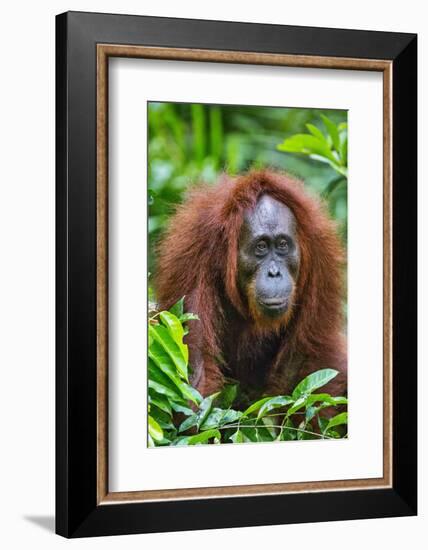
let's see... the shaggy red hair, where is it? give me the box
[155,169,347,397]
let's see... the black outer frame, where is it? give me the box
[56,11,417,538]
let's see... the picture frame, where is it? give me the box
[56,10,417,538]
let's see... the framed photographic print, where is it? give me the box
[56,11,417,538]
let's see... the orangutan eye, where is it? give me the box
[256,240,268,254]
[277,239,289,252]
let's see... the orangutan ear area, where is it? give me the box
[147,102,348,447]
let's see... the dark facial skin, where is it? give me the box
[238,194,300,318]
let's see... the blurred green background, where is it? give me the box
[148,102,348,279]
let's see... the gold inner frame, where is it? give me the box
[96,44,393,505]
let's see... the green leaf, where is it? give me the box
[304,393,348,407]
[148,415,164,442]
[216,383,238,409]
[305,405,318,423]
[179,413,199,433]
[171,436,192,446]
[201,408,242,430]
[324,412,348,433]
[321,115,340,152]
[242,396,274,417]
[149,324,188,381]
[261,416,278,438]
[150,405,175,430]
[229,429,244,443]
[318,415,329,433]
[148,392,172,416]
[185,385,203,406]
[339,134,348,165]
[148,360,183,401]
[306,123,327,143]
[277,134,337,164]
[329,396,348,406]
[240,427,258,442]
[286,396,307,416]
[279,418,296,441]
[219,409,242,425]
[309,154,348,177]
[159,310,189,365]
[297,421,315,440]
[257,395,294,419]
[148,379,180,401]
[197,393,219,428]
[188,429,221,445]
[169,297,184,318]
[170,401,194,416]
[149,340,193,400]
[292,369,339,399]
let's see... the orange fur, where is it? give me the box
[155,169,347,398]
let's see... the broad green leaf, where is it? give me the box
[186,385,203,406]
[170,401,194,416]
[305,405,318,423]
[201,408,242,430]
[242,396,274,417]
[277,134,337,164]
[188,429,221,445]
[292,369,339,399]
[329,396,348,406]
[148,434,155,448]
[309,154,348,177]
[150,405,175,430]
[318,415,329,433]
[229,429,244,443]
[149,324,188,380]
[216,383,238,409]
[148,378,180,401]
[305,393,347,407]
[297,421,315,440]
[148,415,164,442]
[262,416,278,438]
[257,395,294,419]
[254,425,276,442]
[199,408,224,430]
[219,409,242,425]
[169,297,184,318]
[286,396,307,416]
[324,412,348,433]
[197,393,219,428]
[148,360,183,401]
[149,340,192,399]
[171,436,192,446]
[148,392,172,416]
[321,115,340,151]
[306,123,327,143]
[148,359,198,406]
[240,427,258,442]
[159,310,189,365]
[179,413,199,433]
[279,418,296,441]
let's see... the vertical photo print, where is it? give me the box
[147,102,348,447]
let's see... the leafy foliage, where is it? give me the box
[277,114,348,242]
[277,115,348,178]
[148,300,348,447]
